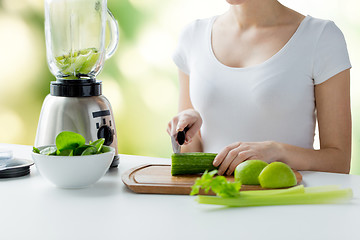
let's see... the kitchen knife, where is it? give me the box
[171,128,188,154]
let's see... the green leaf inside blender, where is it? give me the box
[55,48,100,77]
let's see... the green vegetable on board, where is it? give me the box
[234,160,268,185]
[190,170,353,207]
[258,162,297,188]
[190,170,241,198]
[171,153,218,176]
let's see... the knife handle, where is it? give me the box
[177,127,188,145]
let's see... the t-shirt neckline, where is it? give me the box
[208,15,311,71]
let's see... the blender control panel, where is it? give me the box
[92,110,114,146]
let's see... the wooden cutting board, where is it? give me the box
[122,164,302,195]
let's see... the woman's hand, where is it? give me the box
[167,109,202,145]
[213,141,281,176]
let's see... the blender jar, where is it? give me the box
[44,0,119,79]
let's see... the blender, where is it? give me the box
[35,0,120,167]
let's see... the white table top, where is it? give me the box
[1,143,360,240]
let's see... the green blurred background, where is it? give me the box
[0,0,359,174]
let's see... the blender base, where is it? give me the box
[35,79,120,166]
[110,155,120,168]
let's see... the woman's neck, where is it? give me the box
[227,0,285,29]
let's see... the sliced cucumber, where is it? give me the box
[171,153,218,176]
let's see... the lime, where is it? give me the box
[234,160,268,185]
[258,162,297,188]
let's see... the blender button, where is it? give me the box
[109,120,112,127]
[103,118,106,124]
[97,125,113,145]
[96,122,100,129]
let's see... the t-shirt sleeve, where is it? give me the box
[172,21,196,75]
[313,21,351,85]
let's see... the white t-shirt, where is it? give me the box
[172,15,351,153]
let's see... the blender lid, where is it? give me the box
[50,79,102,97]
[0,158,34,178]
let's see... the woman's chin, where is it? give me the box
[226,0,248,5]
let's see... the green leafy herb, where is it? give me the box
[190,170,242,198]
[81,146,97,156]
[40,146,57,155]
[190,173,353,207]
[33,147,40,154]
[191,171,353,207]
[101,145,112,153]
[57,149,74,156]
[56,131,86,151]
[33,131,110,156]
[89,138,105,153]
[73,145,92,156]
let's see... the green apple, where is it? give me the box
[234,160,268,185]
[258,162,297,188]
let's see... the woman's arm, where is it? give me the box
[167,69,203,152]
[214,69,351,175]
[278,69,351,173]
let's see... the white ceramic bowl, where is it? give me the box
[32,145,115,188]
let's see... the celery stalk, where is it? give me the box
[240,185,305,197]
[240,185,340,197]
[304,185,340,193]
[196,188,353,207]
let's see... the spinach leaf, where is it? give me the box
[57,149,74,156]
[33,147,40,154]
[89,138,105,153]
[100,145,112,153]
[81,146,97,156]
[34,131,111,156]
[73,145,91,156]
[39,146,57,155]
[55,131,86,151]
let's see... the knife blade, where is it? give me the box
[171,135,181,153]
